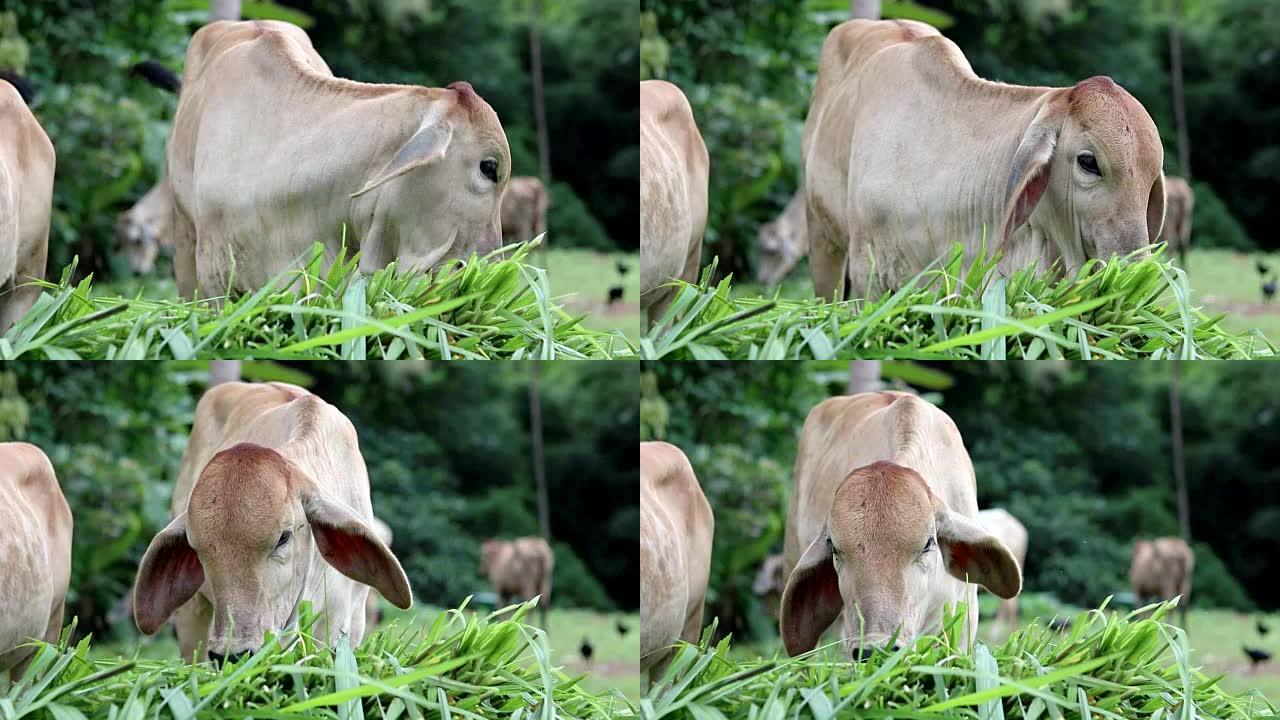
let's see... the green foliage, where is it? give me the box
[547,181,613,252]
[3,602,635,718]
[0,242,635,359]
[643,247,1275,360]
[648,602,1275,717]
[1188,180,1253,250]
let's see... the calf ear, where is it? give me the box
[134,513,204,635]
[1147,174,1166,245]
[935,504,1022,600]
[1000,97,1067,249]
[779,525,842,656]
[304,493,413,609]
[350,117,454,198]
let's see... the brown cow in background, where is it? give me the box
[480,536,554,628]
[1131,537,1194,627]
[1161,176,1195,263]
[501,176,550,246]
[751,553,787,618]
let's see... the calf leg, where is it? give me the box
[808,209,848,302]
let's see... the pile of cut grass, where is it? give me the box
[2,600,635,719]
[0,241,635,359]
[644,600,1276,719]
[643,245,1275,359]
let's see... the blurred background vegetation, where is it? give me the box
[639,0,1280,337]
[0,0,638,275]
[641,361,1279,646]
[0,361,639,642]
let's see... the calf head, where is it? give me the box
[1001,76,1165,265]
[479,539,508,576]
[115,211,161,275]
[780,461,1020,659]
[352,81,511,269]
[134,443,412,660]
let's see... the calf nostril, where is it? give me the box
[226,650,249,665]
[852,646,878,662]
[208,651,225,666]
[209,650,250,667]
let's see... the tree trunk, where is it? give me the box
[210,0,241,22]
[208,360,241,386]
[846,361,882,394]
[851,0,881,19]
[528,361,551,629]
[1169,360,1191,631]
[1169,0,1191,267]
[529,0,552,262]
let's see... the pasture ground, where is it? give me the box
[95,604,641,704]
[723,594,1277,706]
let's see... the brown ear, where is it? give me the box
[1000,96,1068,249]
[1147,173,1166,245]
[304,492,414,609]
[935,502,1022,599]
[779,525,843,656]
[351,115,453,198]
[134,513,205,635]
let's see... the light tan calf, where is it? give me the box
[501,176,550,245]
[1160,176,1194,258]
[480,536,554,626]
[115,178,174,275]
[640,441,713,690]
[134,381,412,664]
[755,190,807,287]
[0,81,55,333]
[167,20,510,300]
[640,80,709,328]
[977,508,1028,636]
[803,19,1165,301]
[782,392,1020,658]
[1130,537,1194,625]
[0,443,72,679]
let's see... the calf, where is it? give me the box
[115,178,174,275]
[782,392,1020,658]
[803,19,1164,300]
[0,79,55,333]
[1130,537,1194,626]
[640,80,709,328]
[501,176,550,245]
[755,190,807,287]
[1160,176,1194,261]
[480,536,554,627]
[134,381,412,663]
[640,441,713,689]
[0,443,72,679]
[167,21,509,299]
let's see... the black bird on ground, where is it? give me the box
[617,261,630,276]
[129,60,182,94]
[616,620,629,636]
[1264,277,1277,303]
[580,637,594,665]
[1244,646,1271,671]
[1258,618,1271,636]
[1257,260,1270,276]
[608,286,624,304]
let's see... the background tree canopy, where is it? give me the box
[641,361,1279,643]
[640,0,1276,279]
[0,0,639,278]
[0,361,639,641]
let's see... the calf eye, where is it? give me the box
[276,530,292,549]
[480,158,499,183]
[1077,152,1101,176]
[921,536,936,555]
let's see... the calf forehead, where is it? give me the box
[829,461,933,550]
[1070,77,1161,175]
[188,444,295,541]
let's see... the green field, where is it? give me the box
[1180,248,1280,343]
[92,604,641,705]
[543,248,640,342]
